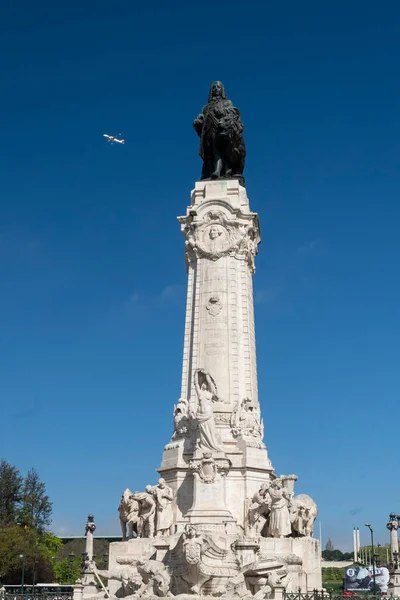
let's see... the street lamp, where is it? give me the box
[32,559,39,588]
[68,552,75,584]
[365,524,376,592]
[19,554,25,594]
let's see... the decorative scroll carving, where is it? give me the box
[169,524,244,596]
[214,412,231,425]
[189,451,228,484]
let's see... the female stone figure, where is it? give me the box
[267,479,292,538]
[193,81,246,185]
[153,478,173,537]
[193,369,223,452]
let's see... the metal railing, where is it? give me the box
[4,593,73,600]
[285,594,398,600]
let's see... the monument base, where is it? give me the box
[107,533,321,597]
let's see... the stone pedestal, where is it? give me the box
[389,569,400,596]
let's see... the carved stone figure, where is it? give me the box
[192,369,223,452]
[190,451,219,483]
[247,483,271,536]
[136,558,170,597]
[243,558,291,600]
[181,524,205,594]
[153,478,173,537]
[132,487,156,538]
[193,81,246,186]
[118,489,140,540]
[172,398,190,439]
[266,480,292,538]
[170,524,243,596]
[97,562,144,597]
[231,398,263,440]
[290,494,317,537]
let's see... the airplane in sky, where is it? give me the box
[103,134,125,144]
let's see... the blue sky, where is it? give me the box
[1,0,399,550]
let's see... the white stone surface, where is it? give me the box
[178,179,261,418]
[107,180,322,598]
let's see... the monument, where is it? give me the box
[100,82,321,599]
[387,513,400,596]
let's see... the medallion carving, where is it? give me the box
[180,210,260,272]
[189,451,219,483]
[206,295,222,316]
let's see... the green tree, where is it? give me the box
[19,468,52,533]
[53,556,81,585]
[0,524,25,579]
[322,549,344,561]
[0,525,61,585]
[0,460,22,526]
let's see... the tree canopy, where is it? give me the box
[0,460,23,526]
[0,459,59,584]
[19,468,52,533]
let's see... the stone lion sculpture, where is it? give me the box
[290,493,317,537]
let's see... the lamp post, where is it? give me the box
[365,524,376,592]
[375,543,381,568]
[19,554,25,594]
[68,552,75,584]
[32,559,39,588]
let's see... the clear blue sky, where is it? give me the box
[1,0,399,550]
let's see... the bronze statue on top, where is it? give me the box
[193,81,246,186]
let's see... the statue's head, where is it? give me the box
[158,478,166,488]
[145,484,153,494]
[209,225,222,239]
[208,81,226,102]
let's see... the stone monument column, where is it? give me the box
[159,179,274,529]
[179,179,260,419]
